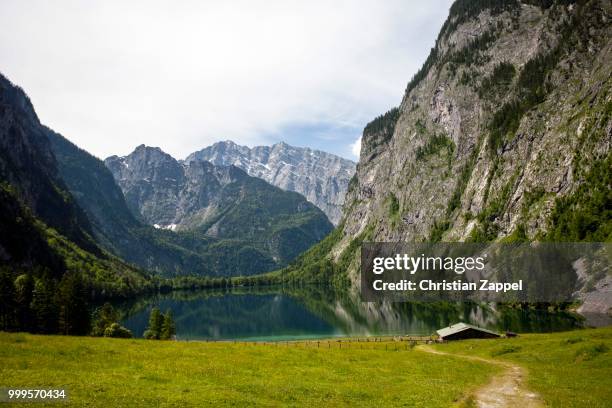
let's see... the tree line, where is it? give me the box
[0,268,91,335]
[0,261,321,337]
[0,266,180,339]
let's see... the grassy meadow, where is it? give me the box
[1,334,496,407]
[0,327,610,407]
[431,326,612,407]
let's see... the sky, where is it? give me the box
[0,0,452,160]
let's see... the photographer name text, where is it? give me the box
[372,279,523,293]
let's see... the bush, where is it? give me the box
[386,194,400,218]
[143,329,157,340]
[91,302,119,337]
[103,323,133,338]
[415,134,455,161]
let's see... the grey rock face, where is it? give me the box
[185,141,356,225]
[330,0,612,296]
[105,145,250,229]
[104,145,333,255]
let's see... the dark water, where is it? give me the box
[118,286,586,341]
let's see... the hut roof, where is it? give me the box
[436,323,500,338]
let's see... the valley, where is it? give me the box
[0,1,610,405]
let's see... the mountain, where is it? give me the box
[47,133,332,277]
[0,72,151,306]
[185,141,356,225]
[1,71,332,280]
[105,145,333,273]
[0,75,98,254]
[46,130,230,277]
[281,0,611,296]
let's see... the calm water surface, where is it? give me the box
[118,286,587,341]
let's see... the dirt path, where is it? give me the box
[418,346,543,408]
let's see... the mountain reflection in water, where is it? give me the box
[118,286,584,341]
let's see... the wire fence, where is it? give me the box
[197,336,446,351]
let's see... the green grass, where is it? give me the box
[431,327,612,407]
[1,328,610,406]
[0,333,497,407]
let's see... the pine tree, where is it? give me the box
[143,307,163,339]
[14,273,34,331]
[55,273,90,335]
[30,276,58,333]
[0,268,16,330]
[160,310,176,340]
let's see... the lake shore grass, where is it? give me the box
[0,327,610,407]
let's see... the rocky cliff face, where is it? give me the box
[48,132,225,277]
[0,72,149,292]
[105,145,333,272]
[0,74,97,253]
[315,0,611,291]
[106,145,191,228]
[185,141,356,225]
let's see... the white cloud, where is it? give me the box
[0,0,452,160]
[350,136,362,158]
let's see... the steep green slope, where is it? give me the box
[0,73,153,334]
[0,184,150,296]
[185,173,334,265]
[0,183,64,275]
[0,74,97,254]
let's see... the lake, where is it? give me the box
[119,286,587,341]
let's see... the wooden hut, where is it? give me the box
[436,323,500,341]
